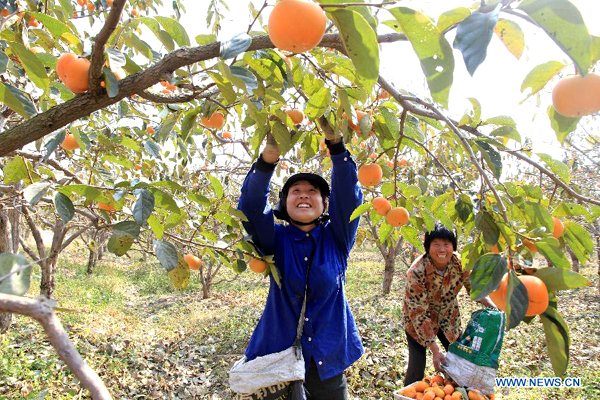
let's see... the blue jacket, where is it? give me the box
[238,141,364,380]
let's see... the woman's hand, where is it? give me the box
[261,116,281,163]
[317,115,341,144]
[428,343,446,372]
[479,296,498,309]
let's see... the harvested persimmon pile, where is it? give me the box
[396,375,495,400]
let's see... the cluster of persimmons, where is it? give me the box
[398,374,494,400]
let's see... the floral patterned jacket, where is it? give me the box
[402,253,471,347]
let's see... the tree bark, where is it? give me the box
[0,205,13,333]
[40,219,67,298]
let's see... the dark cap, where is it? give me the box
[273,173,330,222]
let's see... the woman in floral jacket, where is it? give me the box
[402,223,496,385]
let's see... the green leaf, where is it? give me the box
[106,48,126,69]
[23,182,51,205]
[305,87,331,120]
[553,202,588,217]
[536,153,571,184]
[168,254,190,290]
[149,188,180,213]
[207,174,224,199]
[196,33,217,45]
[0,51,8,74]
[401,225,425,253]
[3,156,28,184]
[155,16,190,47]
[483,115,517,127]
[133,189,155,225]
[455,194,473,222]
[138,17,175,51]
[467,97,481,126]
[57,184,110,203]
[54,192,74,224]
[350,203,370,222]
[147,214,165,240]
[220,32,251,59]
[534,267,590,292]
[494,18,524,60]
[107,231,135,256]
[0,82,38,118]
[563,220,594,266]
[144,141,161,158]
[437,7,471,32]
[113,221,141,237]
[452,4,500,76]
[505,271,529,330]
[328,9,379,92]
[270,121,293,154]
[390,7,454,108]
[0,254,31,296]
[536,238,571,269]
[154,240,179,272]
[159,112,180,141]
[9,41,48,92]
[123,32,154,61]
[548,106,579,144]
[520,61,566,102]
[29,12,76,43]
[489,126,521,143]
[475,211,500,245]
[230,66,258,95]
[103,67,119,98]
[518,0,591,75]
[469,254,507,301]
[475,140,502,179]
[522,201,554,233]
[540,307,570,376]
[180,107,201,141]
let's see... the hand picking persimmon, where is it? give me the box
[268,0,327,53]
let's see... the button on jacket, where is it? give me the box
[403,253,471,348]
[238,142,363,380]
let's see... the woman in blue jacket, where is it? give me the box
[238,116,363,399]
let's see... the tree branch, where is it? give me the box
[137,87,219,104]
[0,294,112,399]
[0,32,406,156]
[89,0,127,93]
[21,205,47,263]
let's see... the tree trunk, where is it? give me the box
[87,246,97,275]
[86,231,98,275]
[382,242,397,295]
[40,220,67,298]
[0,206,13,333]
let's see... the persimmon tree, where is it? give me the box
[0,0,598,396]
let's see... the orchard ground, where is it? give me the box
[1,245,598,399]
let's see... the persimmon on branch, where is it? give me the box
[0,294,112,400]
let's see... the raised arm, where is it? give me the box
[318,116,363,257]
[237,134,280,256]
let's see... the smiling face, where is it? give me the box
[428,238,454,269]
[285,180,324,228]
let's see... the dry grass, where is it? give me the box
[1,245,598,399]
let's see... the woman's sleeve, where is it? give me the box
[327,140,363,257]
[237,156,277,256]
[405,266,437,347]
